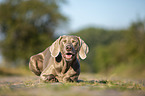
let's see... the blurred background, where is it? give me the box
[0,0,145,78]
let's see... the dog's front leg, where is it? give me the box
[63,68,80,82]
[40,65,58,82]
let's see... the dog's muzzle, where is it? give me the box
[64,45,75,61]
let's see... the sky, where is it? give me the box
[59,0,145,33]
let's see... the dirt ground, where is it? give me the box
[0,74,145,96]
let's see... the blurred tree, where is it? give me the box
[93,20,145,73]
[124,20,145,65]
[0,0,67,65]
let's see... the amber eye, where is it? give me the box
[72,40,76,43]
[63,40,67,43]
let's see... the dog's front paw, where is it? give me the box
[41,74,58,83]
[49,78,59,82]
[63,77,73,82]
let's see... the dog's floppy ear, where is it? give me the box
[78,37,89,59]
[50,36,62,57]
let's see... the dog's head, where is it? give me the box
[50,35,89,61]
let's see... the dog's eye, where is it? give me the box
[63,40,67,43]
[72,40,76,43]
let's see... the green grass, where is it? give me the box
[0,74,145,96]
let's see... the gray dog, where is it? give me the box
[29,35,89,82]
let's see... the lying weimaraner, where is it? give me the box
[29,35,89,82]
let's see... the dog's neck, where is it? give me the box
[61,57,77,74]
[55,52,78,74]
[61,53,77,74]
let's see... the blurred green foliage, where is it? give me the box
[72,20,145,75]
[0,0,67,64]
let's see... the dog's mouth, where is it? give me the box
[64,53,75,61]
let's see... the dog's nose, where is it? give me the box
[66,45,72,51]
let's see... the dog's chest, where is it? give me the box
[55,64,63,73]
[55,61,70,74]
